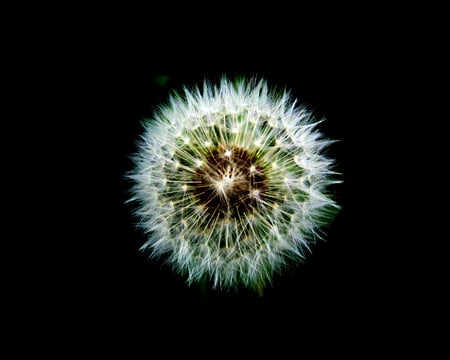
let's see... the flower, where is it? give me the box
[128,77,340,292]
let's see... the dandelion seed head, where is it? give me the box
[128,77,341,292]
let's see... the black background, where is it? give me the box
[49,30,417,353]
[9,6,439,355]
[80,66,395,304]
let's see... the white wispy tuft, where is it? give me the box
[127,77,341,292]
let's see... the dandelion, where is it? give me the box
[128,77,340,293]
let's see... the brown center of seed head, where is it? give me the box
[192,145,267,219]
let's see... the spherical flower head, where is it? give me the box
[128,77,341,293]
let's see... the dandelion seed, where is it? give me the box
[128,77,341,292]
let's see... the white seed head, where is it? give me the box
[128,77,341,292]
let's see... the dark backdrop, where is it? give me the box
[61,39,408,352]
[80,67,391,298]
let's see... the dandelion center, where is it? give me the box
[192,145,266,220]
